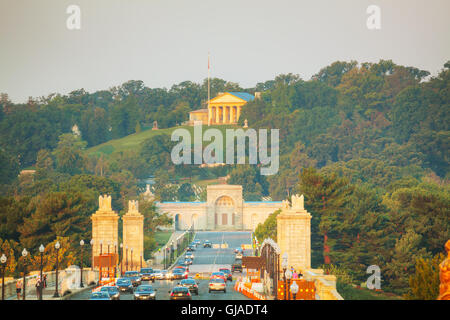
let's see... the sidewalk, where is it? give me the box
[7,284,94,300]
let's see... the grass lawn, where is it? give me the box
[338,283,403,300]
[86,124,239,159]
[153,230,172,250]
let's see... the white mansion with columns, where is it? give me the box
[156,185,283,231]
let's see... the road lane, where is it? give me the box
[69,231,252,300]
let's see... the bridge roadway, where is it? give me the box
[69,231,253,300]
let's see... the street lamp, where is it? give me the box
[21,248,28,300]
[107,241,111,277]
[125,245,128,272]
[39,244,45,300]
[290,280,299,300]
[80,240,84,288]
[130,248,134,271]
[99,240,103,255]
[119,243,123,276]
[285,269,292,300]
[114,241,118,277]
[281,253,288,300]
[1,253,7,300]
[140,252,143,270]
[90,239,94,271]
[53,241,60,298]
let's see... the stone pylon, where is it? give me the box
[277,194,311,272]
[122,200,144,270]
[91,195,119,262]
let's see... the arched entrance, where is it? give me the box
[215,196,235,228]
[174,214,180,231]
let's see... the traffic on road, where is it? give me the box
[70,231,252,300]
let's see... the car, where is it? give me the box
[231,261,243,273]
[219,268,233,281]
[203,240,212,248]
[124,271,142,286]
[210,272,227,282]
[194,240,201,245]
[99,286,120,300]
[169,286,192,300]
[116,278,134,293]
[139,267,154,281]
[235,252,243,260]
[89,291,111,300]
[185,252,194,260]
[171,268,186,280]
[234,248,243,254]
[160,270,169,279]
[179,278,199,295]
[134,284,157,300]
[209,278,226,293]
[184,258,193,265]
[186,245,196,252]
[152,269,163,280]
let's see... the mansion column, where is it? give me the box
[221,106,226,124]
[215,106,219,124]
[122,200,144,270]
[208,106,212,125]
[230,106,235,123]
[237,106,241,123]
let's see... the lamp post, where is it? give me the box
[119,243,123,276]
[125,245,128,272]
[53,241,60,298]
[130,248,134,271]
[21,248,28,300]
[114,242,118,277]
[163,247,166,270]
[39,244,44,300]
[285,269,292,301]
[80,240,84,288]
[140,252,143,270]
[100,240,103,255]
[290,280,299,300]
[1,253,7,300]
[281,253,288,300]
[107,241,111,277]
[90,239,94,271]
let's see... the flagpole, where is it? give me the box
[208,52,211,126]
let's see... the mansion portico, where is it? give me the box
[156,185,282,231]
[188,92,259,125]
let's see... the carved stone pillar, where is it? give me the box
[122,200,144,270]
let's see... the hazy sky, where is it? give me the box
[1,0,449,103]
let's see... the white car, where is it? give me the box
[152,269,163,279]
[235,252,243,260]
[185,252,195,259]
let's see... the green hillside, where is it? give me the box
[86,124,237,158]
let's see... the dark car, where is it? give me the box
[124,271,141,286]
[179,278,199,295]
[116,278,134,293]
[231,261,242,273]
[184,258,193,265]
[139,267,154,281]
[203,240,212,248]
[169,286,192,300]
[171,269,186,280]
[134,284,157,300]
[100,286,120,300]
[186,245,196,252]
[89,291,111,300]
[219,268,233,281]
[194,240,201,246]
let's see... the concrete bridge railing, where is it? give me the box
[1,268,99,300]
[304,269,344,300]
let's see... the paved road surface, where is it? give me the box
[69,231,252,300]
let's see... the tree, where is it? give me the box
[405,252,444,300]
[53,133,87,175]
[254,209,281,242]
